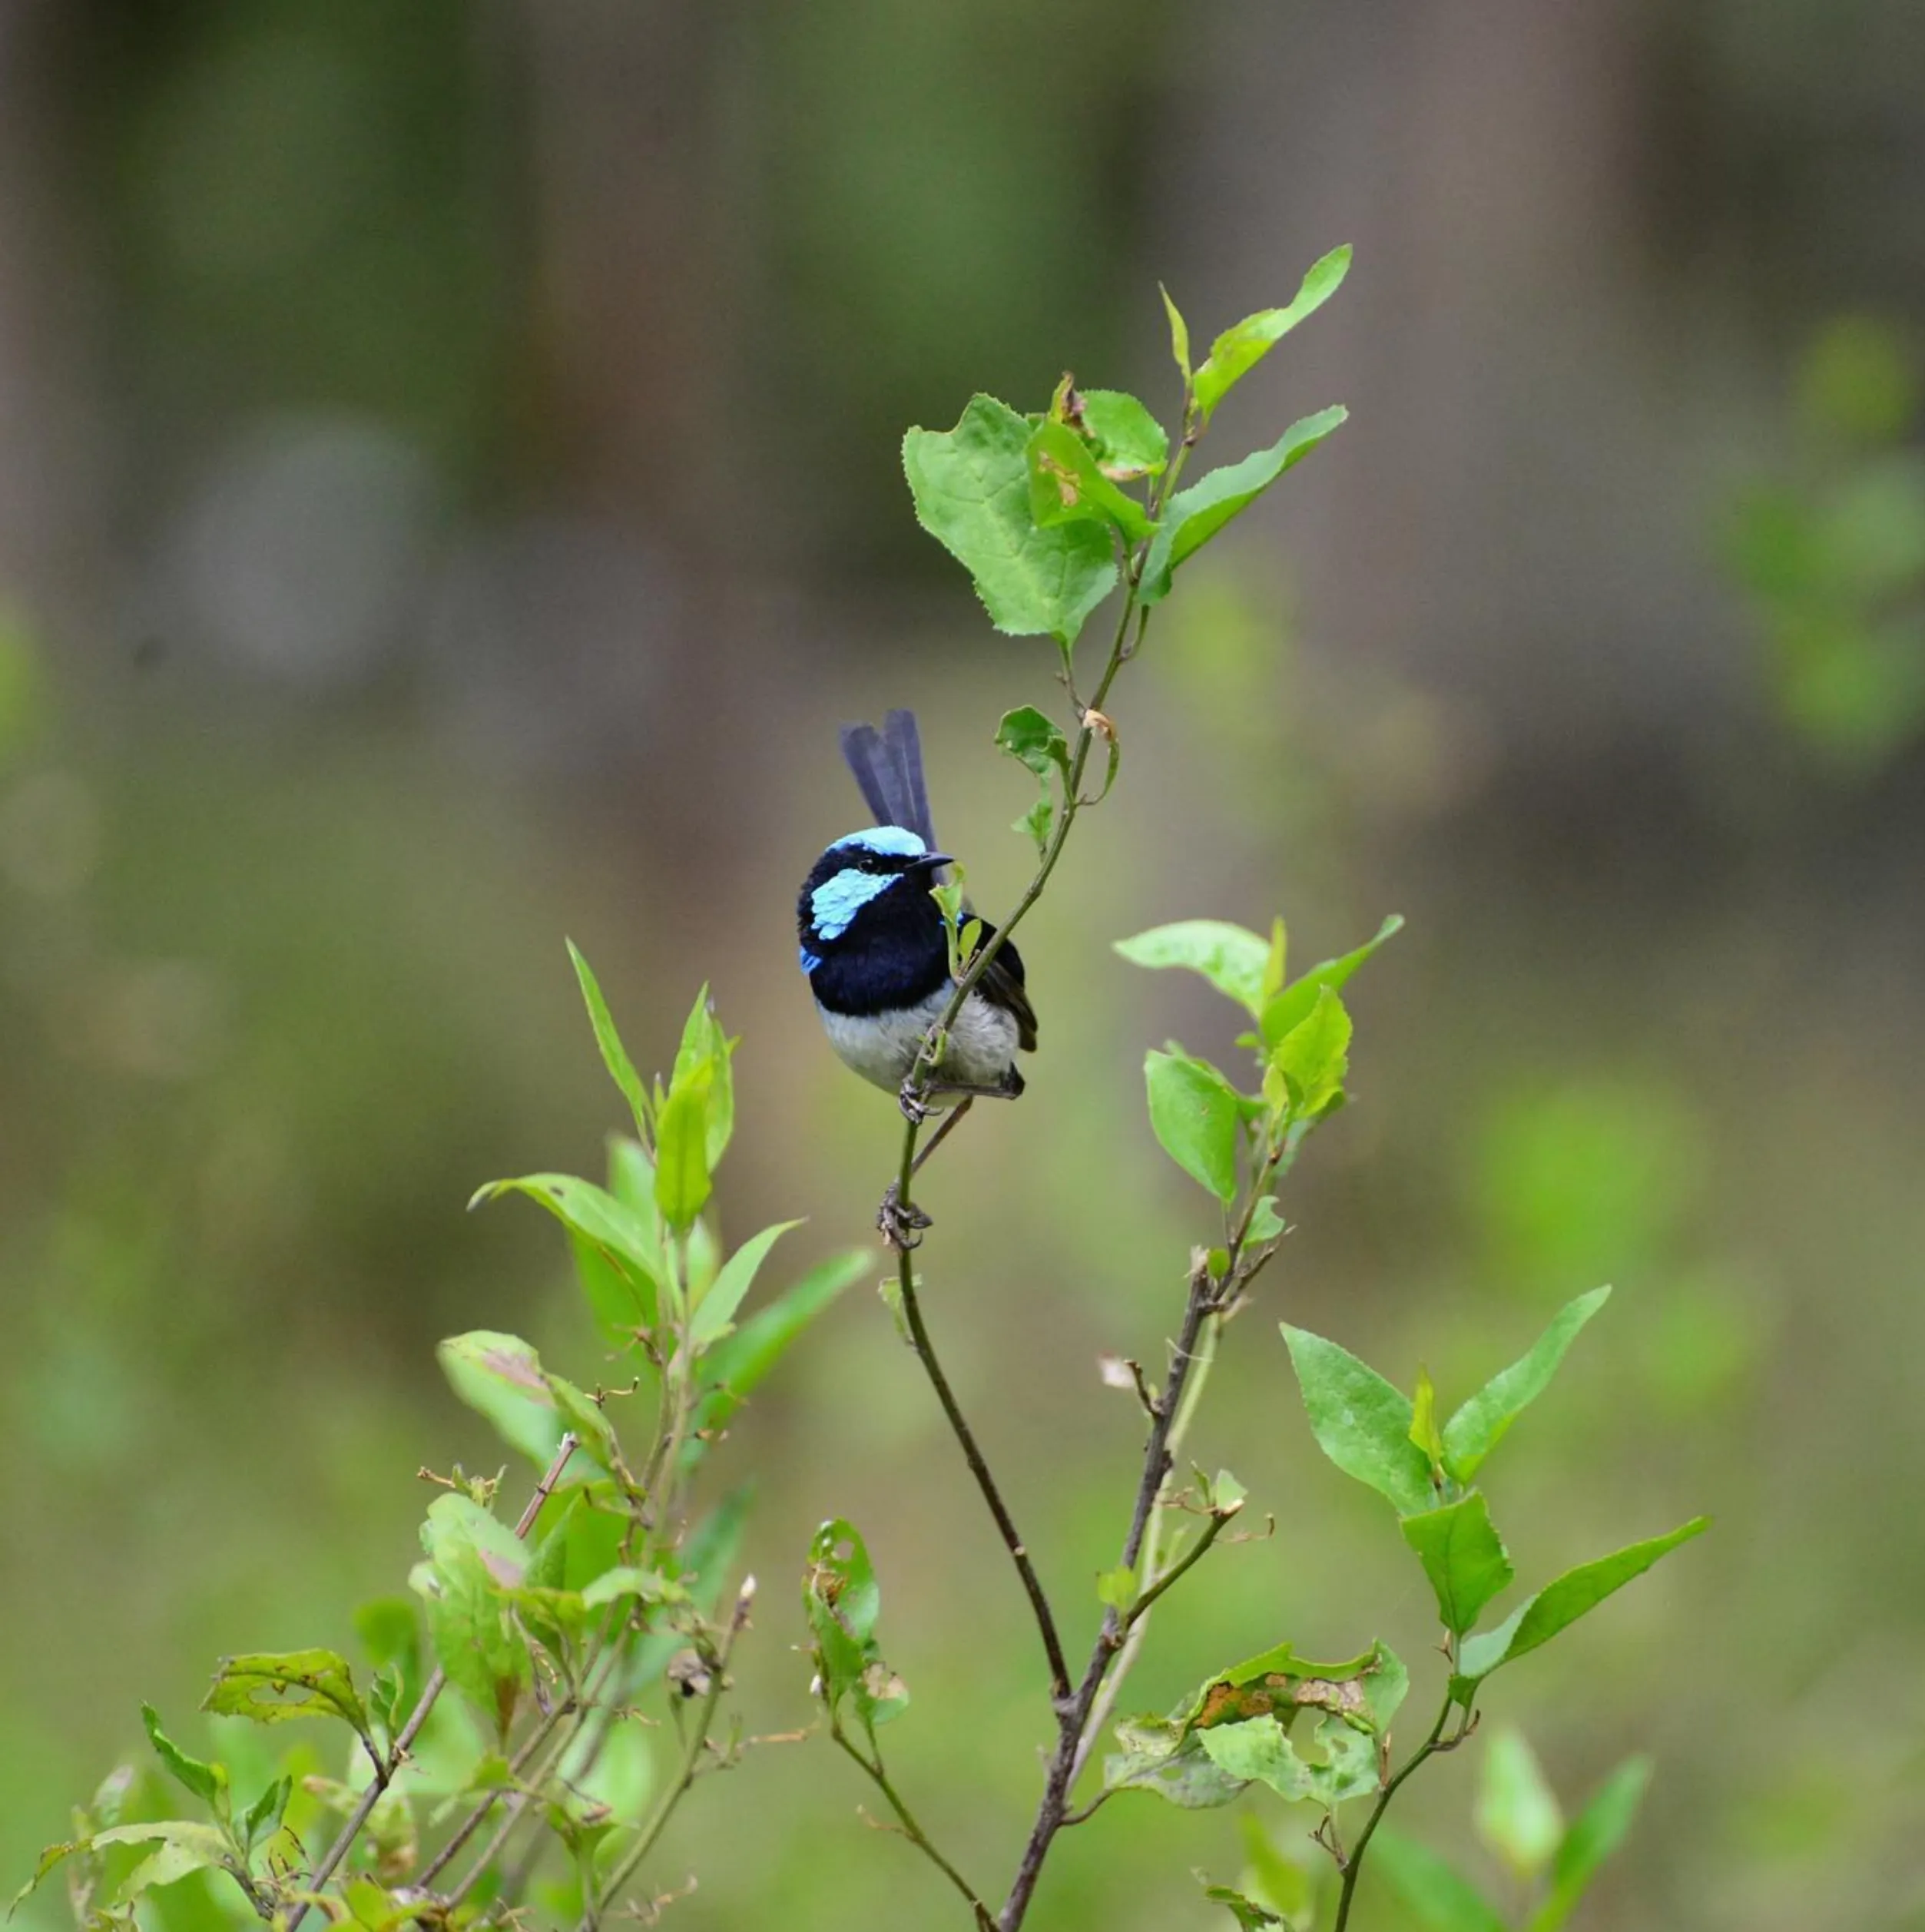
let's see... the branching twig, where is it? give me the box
[281,1433,581,1932]
[1330,1689,1457,1931]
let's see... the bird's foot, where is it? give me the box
[878,1181,934,1251]
[896,1078,933,1125]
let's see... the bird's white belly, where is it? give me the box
[817,986,1019,1094]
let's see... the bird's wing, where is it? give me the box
[976,923,1039,1052]
[839,709,939,850]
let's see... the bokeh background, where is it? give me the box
[4,2,1924,1927]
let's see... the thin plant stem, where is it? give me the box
[1330,1691,1457,1932]
[280,1433,580,1932]
[587,1590,754,1929]
[830,1722,992,1924]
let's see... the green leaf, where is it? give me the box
[426,1541,528,1742]
[1247,1195,1285,1243]
[566,941,649,1138]
[1095,1565,1137,1612]
[1281,1325,1436,1516]
[1367,1828,1508,1932]
[1527,1758,1652,1932]
[1443,1286,1612,1481]
[437,1331,565,1465]
[1160,283,1191,383]
[1455,1519,1710,1691]
[1400,1493,1513,1636]
[1145,1049,1243,1202]
[1188,1639,1404,1736]
[420,1490,530,1582]
[571,1230,656,1353]
[996,704,1072,780]
[1115,920,1271,1016]
[1080,389,1168,479]
[1203,1884,1283,1930]
[580,1565,690,1611]
[671,985,735,1169]
[1476,1728,1564,1881]
[1193,246,1352,423]
[1198,1712,1378,1808]
[1271,985,1351,1119]
[1014,795,1053,855]
[140,1705,227,1814]
[691,1220,803,1349]
[654,1073,713,1232]
[471,1174,662,1322]
[804,1519,909,1735]
[1409,1367,1443,1464]
[1141,408,1348,602]
[1259,915,1404,1047]
[83,1824,234,1907]
[1026,420,1155,541]
[201,1650,371,1741]
[1104,1713,1249,1809]
[694,1248,866,1440]
[1236,1815,1317,1929]
[903,395,1118,647]
[239,1776,292,1854]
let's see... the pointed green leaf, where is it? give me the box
[1455,1519,1709,1689]
[694,1248,866,1439]
[654,1072,712,1232]
[1080,389,1168,479]
[426,1542,528,1743]
[1476,1728,1564,1881]
[1027,420,1155,541]
[240,1776,292,1854]
[1527,1758,1652,1932]
[1259,915,1404,1047]
[1281,1325,1436,1516]
[566,941,649,1137]
[1014,796,1053,854]
[804,1519,908,1734]
[1145,1049,1243,1202]
[1271,985,1350,1119]
[1203,1884,1283,1930]
[903,395,1118,647]
[1401,1493,1514,1636]
[1193,246,1352,423]
[691,1219,803,1348]
[1096,1565,1138,1612]
[1368,1828,1509,1932]
[1115,920,1271,1016]
[671,985,734,1168]
[1443,1287,1612,1481]
[140,1705,227,1814]
[1160,284,1191,383]
[1410,1367,1443,1464]
[1141,408,1348,602]
[470,1174,662,1318]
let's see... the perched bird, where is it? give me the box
[798,710,1037,1111]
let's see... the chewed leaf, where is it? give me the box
[903,396,1118,647]
[1104,1714,1248,1810]
[1026,419,1155,540]
[202,1650,370,1741]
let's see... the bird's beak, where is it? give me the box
[914,851,954,870]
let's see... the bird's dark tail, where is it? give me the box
[840,709,939,851]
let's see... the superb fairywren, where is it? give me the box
[798,710,1037,1111]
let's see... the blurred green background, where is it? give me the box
[3,2,1923,1927]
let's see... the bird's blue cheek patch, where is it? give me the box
[809,865,900,940]
[798,944,822,974]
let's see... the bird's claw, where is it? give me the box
[897,1079,932,1125]
[878,1181,933,1252]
